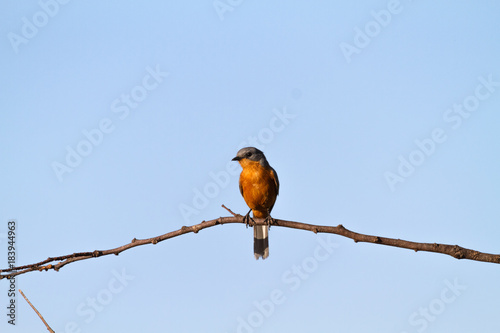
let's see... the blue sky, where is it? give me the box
[1,1,500,332]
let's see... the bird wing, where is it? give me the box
[270,167,279,196]
[239,177,244,196]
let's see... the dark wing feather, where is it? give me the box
[238,177,244,196]
[271,167,279,196]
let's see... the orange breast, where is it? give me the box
[239,160,278,218]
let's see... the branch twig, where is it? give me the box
[1,206,499,279]
[19,289,55,333]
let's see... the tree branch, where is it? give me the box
[19,289,55,333]
[1,208,499,279]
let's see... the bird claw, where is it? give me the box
[242,209,252,228]
[264,215,275,229]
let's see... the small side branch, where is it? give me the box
[19,289,55,333]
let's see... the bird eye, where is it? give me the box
[245,152,252,157]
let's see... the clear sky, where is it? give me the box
[1,1,500,332]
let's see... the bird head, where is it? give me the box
[232,147,269,167]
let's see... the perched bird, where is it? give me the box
[232,147,279,259]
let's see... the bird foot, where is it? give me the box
[242,209,253,228]
[264,215,275,229]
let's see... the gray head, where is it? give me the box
[232,147,270,167]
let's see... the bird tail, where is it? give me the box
[254,225,269,260]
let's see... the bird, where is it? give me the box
[232,147,279,259]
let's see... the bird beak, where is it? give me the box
[232,156,241,161]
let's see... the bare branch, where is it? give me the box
[19,289,55,333]
[1,209,499,279]
[222,204,239,217]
